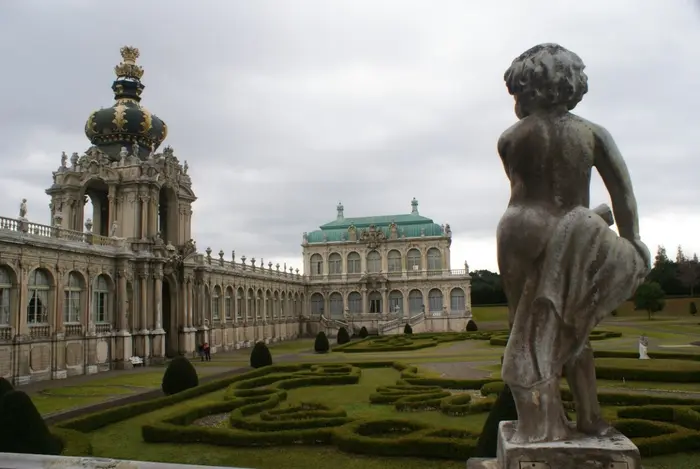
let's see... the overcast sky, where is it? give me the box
[1,0,699,273]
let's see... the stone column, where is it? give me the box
[139,195,149,239]
[107,185,117,229]
[402,291,410,319]
[115,268,133,369]
[54,270,65,334]
[361,288,368,315]
[382,288,389,315]
[151,266,165,361]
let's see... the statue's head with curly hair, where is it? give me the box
[504,43,588,119]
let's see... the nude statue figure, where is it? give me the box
[496,43,651,444]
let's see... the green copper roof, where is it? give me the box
[306,200,447,244]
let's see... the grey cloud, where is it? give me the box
[0,0,699,270]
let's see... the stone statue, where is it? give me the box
[131,142,139,158]
[119,146,128,163]
[638,335,650,360]
[302,232,308,244]
[19,199,27,219]
[496,44,651,444]
[60,151,67,168]
[110,220,118,237]
[183,160,189,174]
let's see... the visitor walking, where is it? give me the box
[203,342,211,361]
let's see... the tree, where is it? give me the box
[337,327,350,345]
[161,356,199,395]
[403,323,413,334]
[634,282,666,320]
[690,302,698,316]
[466,319,478,331]
[250,341,273,368]
[677,255,700,297]
[314,331,330,353]
[648,245,685,296]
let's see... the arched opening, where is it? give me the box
[0,265,15,327]
[427,248,442,271]
[329,292,343,318]
[266,290,273,321]
[310,254,323,277]
[247,288,255,322]
[158,186,179,245]
[280,292,286,318]
[428,288,444,314]
[388,250,402,273]
[450,288,466,315]
[389,290,403,315]
[328,253,342,275]
[28,269,52,325]
[212,285,221,323]
[368,291,382,313]
[236,288,244,322]
[408,289,423,315]
[63,271,84,325]
[225,287,233,321]
[347,291,362,314]
[83,179,110,235]
[367,251,381,273]
[407,249,421,272]
[347,252,361,274]
[273,291,279,320]
[310,293,324,316]
[256,289,263,321]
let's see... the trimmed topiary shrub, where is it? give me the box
[337,327,350,345]
[611,309,618,317]
[359,326,369,338]
[691,302,697,316]
[0,377,13,399]
[250,341,273,369]
[404,324,413,334]
[315,331,330,353]
[0,390,61,455]
[161,356,199,396]
[466,320,478,332]
[474,384,518,458]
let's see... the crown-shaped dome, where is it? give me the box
[84,46,167,160]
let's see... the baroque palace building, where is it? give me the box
[0,46,471,385]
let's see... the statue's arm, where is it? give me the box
[592,125,640,241]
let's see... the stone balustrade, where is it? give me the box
[0,453,251,469]
[0,216,116,247]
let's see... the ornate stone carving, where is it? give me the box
[360,224,386,249]
[496,43,651,445]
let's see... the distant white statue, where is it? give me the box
[638,335,650,360]
[110,220,119,238]
[119,146,128,165]
[19,199,27,219]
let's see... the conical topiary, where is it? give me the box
[161,356,199,396]
[404,323,413,334]
[359,326,369,338]
[314,331,330,353]
[337,327,350,345]
[466,319,478,331]
[0,390,61,455]
[250,341,273,368]
[0,377,14,400]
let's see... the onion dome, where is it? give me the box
[84,46,167,160]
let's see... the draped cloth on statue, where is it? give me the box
[534,206,648,350]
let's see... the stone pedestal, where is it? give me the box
[467,421,642,469]
[114,330,133,370]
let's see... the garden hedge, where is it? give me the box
[52,357,700,461]
[489,330,621,347]
[334,331,501,353]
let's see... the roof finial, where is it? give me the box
[411,197,419,215]
[114,46,144,80]
[337,201,344,220]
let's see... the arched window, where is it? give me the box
[427,248,442,271]
[368,291,382,313]
[388,250,402,273]
[225,287,233,320]
[310,254,323,277]
[280,292,286,318]
[256,290,263,320]
[328,253,342,275]
[64,272,83,324]
[28,269,50,324]
[247,288,255,321]
[450,288,466,313]
[367,251,381,273]
[310,293,324,315]
[407,249,421,271]
[347,252,361,274]
[348,292,362,314]
[329,292,343,318]
[408,289,423,314]
[266,291,273,319]
[212,286,221,321]
[273,292,279,319]
[428,288,444,313]
[236,288,244,321]
[93,275,110,324]
[389,290,403,314]
[0,267,12,325]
